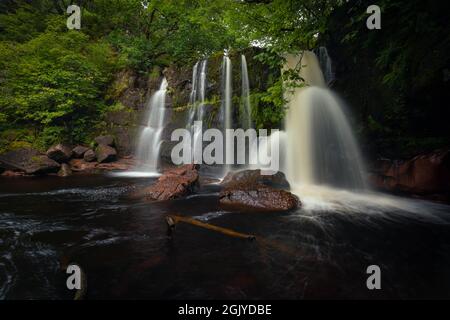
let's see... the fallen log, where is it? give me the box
[166,215,256,241]
[166,214,317,262]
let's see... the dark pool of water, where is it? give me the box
[1,175,450,299]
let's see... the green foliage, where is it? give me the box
[250,79,285,130]
[0,15,119,147]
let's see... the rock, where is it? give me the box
[220,183,300,211]
[1,170,25,177]
[95,145,117,163]
[83,149,96,162]
[69,159,97,172]
[221,169,290,190]
[58,163,72,177]
[369,148,450,195]
[0,148,60,175]
[138,164,199,201]
[112,127,132,157]
[94,135,115,146]
[46,144,72,163]
[72,145,89,158]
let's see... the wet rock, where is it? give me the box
[69,159,97,172]
[1,170,25,177]
[83,149,96,162]
[221,169,290,190]
[58,163,72,177]
[95,145,117,163]
[94,135,115,147]
[220,183,299,212]
[369,148,450,195]
[138,164,199,201]
[46,144,72,163]
[72,145,89,158]
[0,148,60,175]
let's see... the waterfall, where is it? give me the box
[222,55,232,135]
[134,78,168,173]
[187,59,208,162]
[284,51,367,190]
[241,55,252,129]
[315,46,335,85]
[221,55,233,173]
[187,61,199,126]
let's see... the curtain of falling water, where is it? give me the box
[284,51,367,190]
[241,55,252,130]
[135,78,168,173]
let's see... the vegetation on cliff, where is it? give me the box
[0,0,448,159]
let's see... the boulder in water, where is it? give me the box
[220,183,299,212]
[83,149,96,162]
[221,169,290,190]
[137,164,199,201]
[46,144,72,163]
[72,145,89,158]
[58,163,72,177]
[0,148,60,174]
[94,135,115,147]
[95,145,117,163]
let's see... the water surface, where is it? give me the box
[1,175,450,299]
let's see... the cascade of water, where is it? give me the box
[241,55,252,129]
[134,78,168,173]
[221,55,233,174]
[284,51,367,190]
[187,61,199,126]
[315,46,335,86]
[187,60,208,161]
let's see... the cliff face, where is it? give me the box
[109,48,276,161]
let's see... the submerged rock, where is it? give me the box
[0,148,60,175]
[138,164,199,201]
[72,145,89,158]
[220,183,299,211]
[95,145,117,163]
[58,163,72,177]
[83,149,96,162]
[46,144,72,163]
[94,135,115,147]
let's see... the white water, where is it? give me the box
[221,55,233,175]
[284,51,367,191]
[129,78,168,175]
[187,60,208,161]
[315,47,335,85]
[241,55,252,129]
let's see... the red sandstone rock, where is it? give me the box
[369,148,450,195]
[220,183,300,211]
[139,164,199,201]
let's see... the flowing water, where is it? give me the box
[284,51,367,190]
[220,55,233,176]
[1,176,450,299]
[2,51,449,300]
[315,47,335,86]
[125,78,168,177]
[241,55,252,130]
